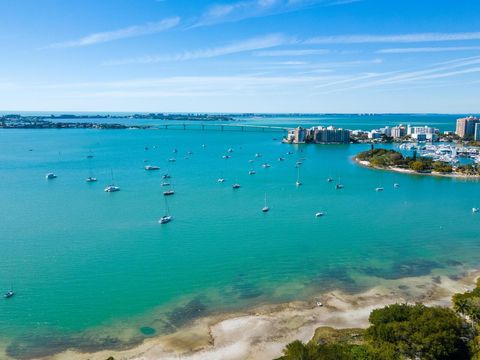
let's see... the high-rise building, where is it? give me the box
[475,123,480,142]
[293,127,306,143]
[391,126,406,138]
[313,126,350,143]
[456,116,479,138]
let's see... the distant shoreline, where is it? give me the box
[353,157,480,179]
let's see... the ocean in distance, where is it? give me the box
[0,114,479,358]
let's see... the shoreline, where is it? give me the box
[28,269,480,360]
[354,157,480,179]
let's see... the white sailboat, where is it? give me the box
[159,194,172,224]
[86,156,97,182]
[262,193,269,212]
[104,169,120,192]
[296,167,302,186]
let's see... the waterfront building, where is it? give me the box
[285,127,307,143]
[368,129,383,139]
[391,126,406,138]
[285,126,350,144]
[456,116,479,138]
[407,125,438,142]
[475,123,480,141]
[312,126,350,144]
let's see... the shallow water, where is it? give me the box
[0,114,479,358]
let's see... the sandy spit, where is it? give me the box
[30,270,480,360]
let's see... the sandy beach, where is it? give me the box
[28,270,479,360]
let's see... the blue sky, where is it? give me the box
[1,0,480,113]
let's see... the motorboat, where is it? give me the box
[163,174,171,179]
[255,153,261,158]
[375,187,384,192]
[473,208,479,213]
[222,155,231,159]
[159,215,172,224]
[168,158,176,162]
[161,182,170,186]
[145,165,160,171]
[232,184,241,189]
[104,185,120,192]
[217,178,225,183]
[278,157,285,161]
[172,148,178,153]
[4,290,14,299]
[248,159,255,163]
[336,184,344,189]
[262,163,271,168]
[327,178,334,182]
[86,177,97,182]
[45,173,57,179]
[163,190,175,196]
[249,170,256,175]
[296,161,303,166]
[394,183,400,188]
[296,181,302,186]
[227,148,234,153]
[315,212,325,217]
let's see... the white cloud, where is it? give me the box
[105,33,293,65]
[377,46,480,54]
[254,49,330,56]
[49,17,180,48]
[191,0,356,28]
[306,32,480,44]
[320,55,480,93]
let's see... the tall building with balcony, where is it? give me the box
[391,126,406,138]
[456,116,479,138]
[312,126,350,144]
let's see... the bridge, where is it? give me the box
[152,123,289,134]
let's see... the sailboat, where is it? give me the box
[104,169,120,192]
[262,193,269,212]
[335,177,343,189]
[86,156,97,182]
[296,167,302,186]
[163,178,175,196]
[159,196,172,224]
[4,283,14,298]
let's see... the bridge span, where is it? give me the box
[152,123,289,133]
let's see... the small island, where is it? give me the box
[354,148,480,178]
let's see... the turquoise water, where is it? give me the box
[1,115,479,358]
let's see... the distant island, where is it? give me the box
[0,113,237,129]
[354,148,480,178]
